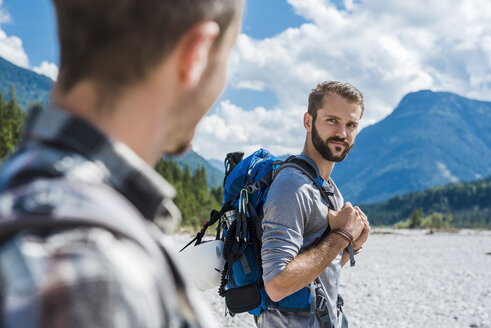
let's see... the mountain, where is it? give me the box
[168,150,223,188]
[361,175,491,228]
[0,57,53,109]
[332,90,491,204]
[208,158,225,172]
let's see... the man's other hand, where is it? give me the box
[353,206,370,249]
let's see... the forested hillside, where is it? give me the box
[362,176,491,228]
[0,56,52,110]
[166,150,223,188]
[155,159,223,228]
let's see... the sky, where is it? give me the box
[1,0,490,161]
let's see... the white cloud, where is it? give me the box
[194,0,491,160]
[0,2,58,81]
[193,100,306,160]
[33,60,58,81]
[236,80,265,91]
[0,29,29,67]
[0,5,10,25]
[0,1,28,67]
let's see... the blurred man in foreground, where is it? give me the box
[0,0,243,327]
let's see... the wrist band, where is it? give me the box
[331,228,354,243]
[331,229,357,267]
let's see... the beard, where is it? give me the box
[166,142,191,156]
[311,120,354,162]
[163,121,194,156]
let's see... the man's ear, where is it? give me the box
[177,21,220,87]
[304,112,313,132]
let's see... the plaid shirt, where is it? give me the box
[0,106,214,328]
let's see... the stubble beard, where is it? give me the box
[311,119,354,162]
[167,142,191,156]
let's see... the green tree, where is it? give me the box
[429,212,443,229]
[443,212,453,228]
[408,208,423,229]
[363,175,491,229]
[422,212,443,229]
[211,185,224,205]
[0,87,25,162]
[155,159,223,229]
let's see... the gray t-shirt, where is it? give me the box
[259,153,344,328]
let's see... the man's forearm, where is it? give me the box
[265,232,349,302]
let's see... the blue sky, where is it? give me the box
[0,0,306,68]
[0,0,306,110]
[1,0,57,67]
[1,0,490,160]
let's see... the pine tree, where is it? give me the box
[0,87,25,162]
[211,185,224,205]
[155,159,223,229]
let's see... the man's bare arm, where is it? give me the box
[265,233,349,302]
[265,203,364,302]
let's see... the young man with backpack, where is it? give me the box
[0,0,242,327]
[259,81,370,328]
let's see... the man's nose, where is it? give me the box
[333,125,347,138]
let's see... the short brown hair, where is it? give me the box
[308,81,364,119]
[53,0,242,95]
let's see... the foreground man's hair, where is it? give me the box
[53,0,241,95]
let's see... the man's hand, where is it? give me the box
[353,206,370,250]
[266,202,365,302]
[328,202,365,241]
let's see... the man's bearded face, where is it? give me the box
[311,116,354,162]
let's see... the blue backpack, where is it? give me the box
[182,149,352,317]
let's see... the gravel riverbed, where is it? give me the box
[172,230,491,328]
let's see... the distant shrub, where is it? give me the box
[394,209,454,230]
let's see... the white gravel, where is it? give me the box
[172,230,491,328]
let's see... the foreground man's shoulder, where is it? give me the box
[0,226,170,327]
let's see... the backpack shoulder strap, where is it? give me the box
[276,157,336,210]
[279,157,356,266]
[275,157,339,251]
[285,157,318,180]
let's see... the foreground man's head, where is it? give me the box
[51,0,244,163]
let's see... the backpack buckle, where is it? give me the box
[246,182,261,194]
